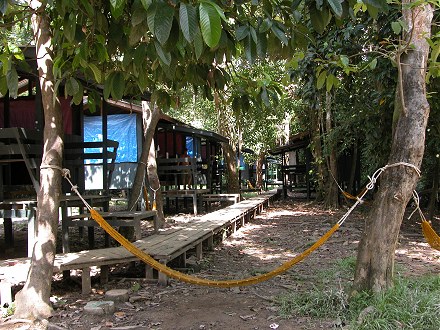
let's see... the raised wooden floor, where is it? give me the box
[0,190,279,303]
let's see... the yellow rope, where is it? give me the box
[90,208,339,287]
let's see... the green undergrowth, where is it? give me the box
[276,257,440,329]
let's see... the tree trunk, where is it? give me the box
[324,91,339,208]
[353,1,433,293]
[147,138,164,226]
[128,101,164,228]
[255,151,265,190]
[215,91,239,193]
[348,141,358,194]
[222,142,240,193]
[310,100,325,201]
[14,2,63,319]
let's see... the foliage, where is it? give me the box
[277,257,440,330]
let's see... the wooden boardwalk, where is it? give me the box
[0,190,278,303]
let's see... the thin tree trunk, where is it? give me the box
[15,1,63,319]
[353,1,433,293]
[128,101,164,227]
[255,151,265,190]
[147,138,164,225]
[324,91,339,208]
[310,100,325,201]
[348,141,358,194]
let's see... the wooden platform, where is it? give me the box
[0,190,279,304]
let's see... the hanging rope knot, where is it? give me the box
[40,164,64,172]
[61,168,71,178]
[150,184,161,193]
[383,162,421,177]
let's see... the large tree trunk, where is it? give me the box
[222,142,240,193]
[353,1,433,293]
[324,91,339,208]
[128,101,164,228]
[14,1,63,319]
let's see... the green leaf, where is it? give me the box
[259,18,272,33]
[147,1,174,45]
[132,1,148,26]
[250,26,258,44]
[317,70,327,89]
[366,4,379,19]
[326,73,335,92]
[6,67,18,99]
[65,77,80,97]
[271,24,288,45]
[110,0,126,19]
[88,63,102,83]
[0,0,8,14]
[0,74,7,97]
[104,72,114,100]
[180,3,197,43]
[310,5,331,34]
[199,2,222,48]
[194,27,204,59]
[79,0,94,17]
[261,86,270,107]
[391,21,401,35]
[369,58,377,70]
[154,41,171,66]
[256,32,267,57]
[72,83,84,105]
[111,72,125,100]
[95,42,109,62]
[363,0,388,12]
[64,13,76,42]
[327,0,343,17]
[236,25,249,41]
[340,55,349,67]
[201,0,226,21]
[129,22,147,46]
[140,0,152,10]
[244,34,257,64]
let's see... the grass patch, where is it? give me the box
[276,257,440,329]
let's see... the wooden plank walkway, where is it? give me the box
[0,190,279,304]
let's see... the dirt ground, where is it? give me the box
[1,198,439,330]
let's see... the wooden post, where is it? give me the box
[81,267,92,295]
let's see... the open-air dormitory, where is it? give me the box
[269,131,361,201]
[0,48,237,262]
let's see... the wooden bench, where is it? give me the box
[65,210,158,247]
[161,189,210,215]
[201,193,241,210]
